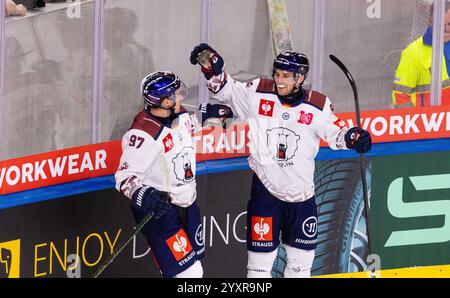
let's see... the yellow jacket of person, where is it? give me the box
[392,34,450,108]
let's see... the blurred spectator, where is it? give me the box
[4,0,27,16]
[2,36,58,158]
[102,7,153,140]
[392,2,450,108]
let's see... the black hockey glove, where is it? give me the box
[190,43,224,80]
[199,103,234,127]
[345,127,372,153]
[131,186,172,219]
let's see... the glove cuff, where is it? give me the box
[201,66,215,80]
[345,128,358,149]
[132,185,151,208]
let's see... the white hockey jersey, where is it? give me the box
[115,109,197,208]
[207,74,349,202]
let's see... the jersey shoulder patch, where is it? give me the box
[304,90,327,111]
[130,111,164,140]
[256,79,277,94]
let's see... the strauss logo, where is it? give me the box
[253,218,270,240]
[261,101,272,115]
[166,229,193,261]
[163,133,174,152]
[165,138,173,150]
[172,234,189,256]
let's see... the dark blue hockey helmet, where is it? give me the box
[272,51,309,77]
[140,71,187,107]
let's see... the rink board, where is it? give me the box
[1,140,450,277]
[0,168,252,278]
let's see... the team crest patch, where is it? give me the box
[166,229,193,261]
[172,147,195,182]
[297,111,313,125]
[251,216,273,241]
[266,127,300,161]
[258,99,275,117]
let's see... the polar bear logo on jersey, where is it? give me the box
[172,146,195,183]
[266,127,300,161]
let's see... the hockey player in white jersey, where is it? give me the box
[115,71,204,278]
[190,44,372,278]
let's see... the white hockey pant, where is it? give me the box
[247,246,315,278]
[283,245,315,278]
[247,250,278,278]
[175,260,203,278]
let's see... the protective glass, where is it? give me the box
[273,70,299,85]
[167,81,188,102]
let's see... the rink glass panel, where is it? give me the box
[2,2,94,159]
[209,0,273,83]
[286,0,315,76]
[321,0,434,113]
[208,0,314,82]
[100,0,202,142]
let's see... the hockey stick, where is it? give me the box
[92,151,171,278]
[91,211,154,278]
[329,55,373,269]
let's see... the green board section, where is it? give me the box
[371,151,450,269]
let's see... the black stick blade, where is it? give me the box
[329,55,355,84]
[329,54,360,128]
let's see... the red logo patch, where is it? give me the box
[258,100,275,117]
[297,111,313,125]
[333,118,346,129]
[163,133,174,152]
[251,216,273,241]
[166,229,193,261]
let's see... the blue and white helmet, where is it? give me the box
[272,51,309,77]
[140,71,186,107]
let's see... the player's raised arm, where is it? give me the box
[190,43,257,119]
